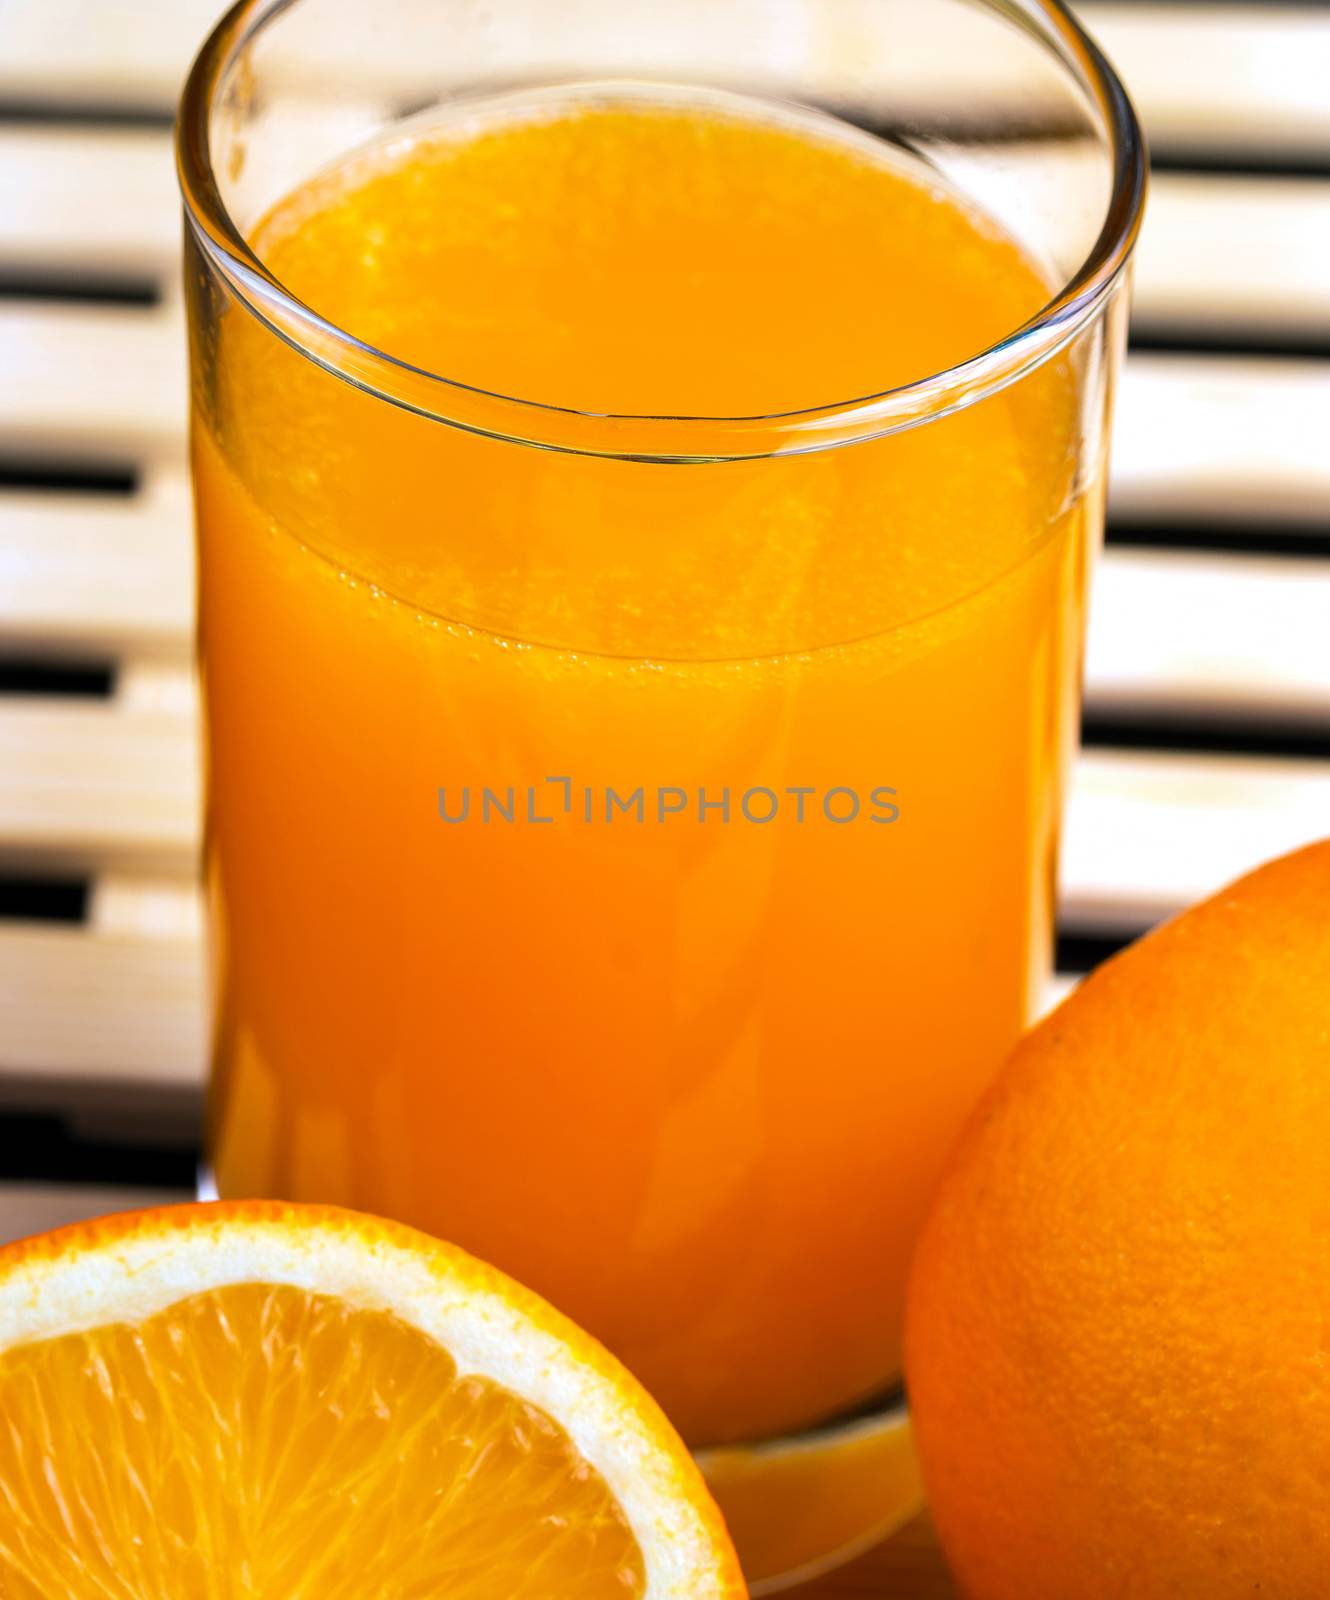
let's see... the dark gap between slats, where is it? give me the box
[1082,715,1330,762]
[2,89,1325,172]
[0,877,88,923]
[0,1112,198,1188]
[0,658,115,696]
[0,101,175,129]
[847,113,1092,146]
[1149,150,1330,180]
[841,110,1330,176]
[1130,325,1330,360]
[0,458,139,496]
[0,270,160,308]
[1056,930,1135,975]
[1107,520,1330,558]
[1094,0,1330,8]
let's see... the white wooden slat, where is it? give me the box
[1133,174,1330,338]
[89,875,202,939]
[1086,550,1330,722]
[0,1187,194,1245]
[1081,2,1330,158]
[0,592,1325,876]
[0,126,179,278]
[0,470,193,658]
[0,695,197,875]
[0,0,219,109]
[1063,749,1330,931]
[0,295,1326,525]
[1112,355,1330,524]
[0,297,184,459]
[0,0,865,115]
[0,865,204,1118]
[1,977,1085,1115]
[1,749,1323,1108]
[2,675,1326,917]
[5,475,1328,726]
[0,105,384,283]
[116,659,200,715]
[0,915,205,1092]
[0,907,1072,1103]
[0,0,1327,157]
[0,0,991,114]
[944,147,1330,339]
[4,119,1326,341]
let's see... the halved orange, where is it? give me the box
[0,1201,744,1598]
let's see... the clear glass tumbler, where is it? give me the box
[178,0,1143,1586]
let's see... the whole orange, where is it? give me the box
[905,839,1330,1599]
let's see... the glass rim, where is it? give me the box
[176,0,1146,462]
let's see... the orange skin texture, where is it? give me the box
[905,839,1330,1599]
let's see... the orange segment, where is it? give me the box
[0,1203,743,1599]
[700,1409,923,1593]
[1,1286,642,1597]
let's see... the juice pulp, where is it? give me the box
[195,92,1091,1447]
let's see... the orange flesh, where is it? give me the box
[0,1282,644,1597]
[197,96,1091,1445]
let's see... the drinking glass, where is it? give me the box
[178,1,1144,1586]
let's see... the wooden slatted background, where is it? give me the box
[0,3,1327,1592]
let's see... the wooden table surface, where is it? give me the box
[5,0,1330,1106]
[2,4,1328,1595]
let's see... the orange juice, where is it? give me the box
[193,92,1092,1448]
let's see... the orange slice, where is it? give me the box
[700,1409,923,1592]
[0,1201,743,1599]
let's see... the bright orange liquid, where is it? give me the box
[195,94,1091,1447]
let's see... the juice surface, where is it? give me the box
[196,93,1092,1447]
